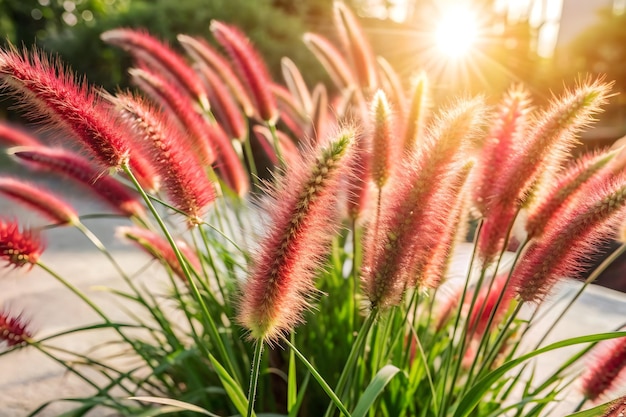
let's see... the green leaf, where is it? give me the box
[129,397,217,416]
[564,401,614,417]
[208,353,253,417]
[351,365,402,417]
[453,331,626,417]
[289,371,311,417]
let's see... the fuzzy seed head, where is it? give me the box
[0,177,78,225]
[238,128,356,342]
[362,98,486,308]
[0,47,130,168]
[580,335,626,401]
[0,310,33,347]
[117,226,200,281]
[403,72,429,152]
[210,21,278,123]
[0,123,41,148]
[101,29,209,111]
[10,147,145,217]
[511,174,626,303]
[0,219,44,269]
[370,89,395,189]
[113,93,215,222]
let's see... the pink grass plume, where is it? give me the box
[526,149,617,239]
[511,171,626,303]
[402,72,429,153]
[177,34,255,117]
[281,57,313,115]
[465,273,516,337]
[238,128,356,342]
[580,334,626,401]
[117,226,201,281]
[303,32,355,92]
[129,67,216,165]
[362,98,486,308]
[0,309,33,347]
[193,63,247,141]
[207,123,250,197]
[210,21,278,124]
[478,79,610,263]
[0,177,78,225]
[415,162,474,289]
[101,29,210,112]
[0,123,42,148]
[370,90,395,189]
[473,86,531,216]
[333,1,378,91]
[0,47,130,168]
[112,92,215,223]
[9,147,145,218]
[0,218,44,269]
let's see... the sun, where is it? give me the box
[434,7,479,59]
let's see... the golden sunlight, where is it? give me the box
[434,7,479,58]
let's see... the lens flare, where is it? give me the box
[435,8,479,58]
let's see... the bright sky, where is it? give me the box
[366,0,565,57]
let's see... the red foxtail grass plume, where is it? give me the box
[111,92,215,222]
[210,21,278,124]
[101,29,209,112]
[465,273,516,338]
[510,171,626,303]
[252,125,300,168]
[271,84,308,139]
[193,63,247,141]
[376,56,406,117]
[473,86,531,216]
[129,68,216,165]
[0,177,78,225]
[370,90,395,189]
[402,72,429,152]
[308,84,330,146]
[345,128,372,221]
[207,123,250,197]
[415,162,474,289]
[0,309,33,347]
[0,123,41,148]
[0,47,130,168]
[526,149,617,239]
[303,33,355,92]
[281,57,313,115]
[333,1,378,91]
[238,128,356,342]
[0,218,44,269]
[177,34,255,117]
[10,147,145,218]
[362,98,486,309]
[580,334,626,401]
[117,226,201,281]
[478,79,611,264]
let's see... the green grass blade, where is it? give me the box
[452,331,626,417]
[288,333,297,413]
[564,401,614,417]
[209,353,253,417]
[351,365,401,417]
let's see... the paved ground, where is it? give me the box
[1,175,625,416]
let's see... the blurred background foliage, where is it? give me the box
[0,0,624,131]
